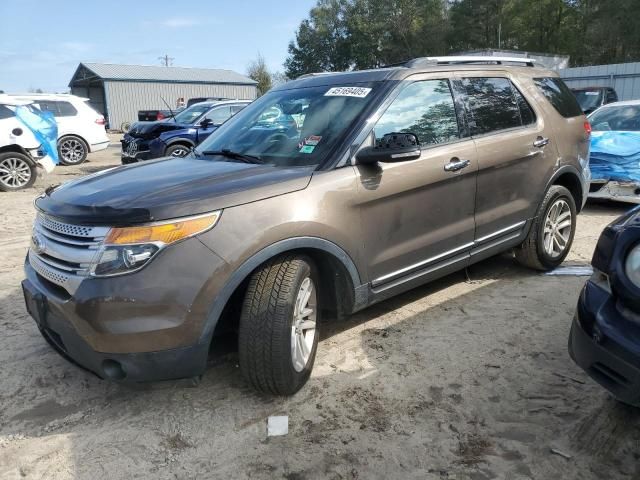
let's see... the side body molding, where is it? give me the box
[198,236,365,342]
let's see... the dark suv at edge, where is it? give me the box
[23,56,590,395]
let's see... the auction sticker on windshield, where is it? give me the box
[325,87,372,98]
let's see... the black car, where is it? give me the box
[571,86,618,115]
[569,206,640,407]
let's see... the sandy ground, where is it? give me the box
[0,137,639,479]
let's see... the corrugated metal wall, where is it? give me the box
[560,62,640,101]
[70,85,106,117]
[104,81,258,129]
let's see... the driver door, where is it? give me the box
[196,105,232,143]
[354,76,478,291]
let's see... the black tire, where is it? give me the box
[0,152,36,192]
[515,185,577,271]
[58,135,88,165]
[238,255,320,395]
[165,144,191,158]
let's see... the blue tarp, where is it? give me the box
[590,131,640,183]
[14,105,58,164]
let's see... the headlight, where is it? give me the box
[624,243,640,288]
[92,212,220,277]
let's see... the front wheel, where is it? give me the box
[515,185,577,271]
[238,255,320,395]
[165,144,191,158]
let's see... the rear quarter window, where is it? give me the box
[56,101,78,117]
[534,78,583,118]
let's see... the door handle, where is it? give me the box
[444,158,471,172]
[533,136,550,148]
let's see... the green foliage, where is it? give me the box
[285,0,640,77]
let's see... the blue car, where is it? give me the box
[569,206,640,406]
[588,100,640,203]
[121,100,250,163]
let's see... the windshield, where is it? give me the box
[194,84,378,167]
[589,105,640,132]
[172,103,212,124]
[573,90,603,112]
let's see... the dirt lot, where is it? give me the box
[0,137,638,479]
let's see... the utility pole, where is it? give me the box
[158,54,174,67]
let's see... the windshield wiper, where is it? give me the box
[200,149,264,164]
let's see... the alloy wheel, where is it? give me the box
[170,147,189,157]
[59,138,85,164]
[290,276,317,372]
[543,199,572,258]
[0,156,32,189]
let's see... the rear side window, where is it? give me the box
[56,101,77,117]
[374,79,459,146]
[513,87,536,126]
[460,77,521,135]
[606,90,618,103]
[534,78,583,118]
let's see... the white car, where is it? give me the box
[11,94,109,165]
[0,95,56,191]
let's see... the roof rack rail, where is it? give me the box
[297,72,335,79]
[405,56,536,68]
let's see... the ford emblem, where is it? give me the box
[32,233,46,255]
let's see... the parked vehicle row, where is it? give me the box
[23,56,592,395]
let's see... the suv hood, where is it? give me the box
[128,121,192,138]
[36,157,314,225]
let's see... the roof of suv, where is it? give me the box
[11,93,89,103]
[274,56,556,91]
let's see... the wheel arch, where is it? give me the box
[0,145,35,165]
[201,237,365,343]
[165,137,196,148]
[546,166,585,213]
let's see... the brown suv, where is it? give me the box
[22,56,591,395]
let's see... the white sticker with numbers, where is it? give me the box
[324,87,372,98]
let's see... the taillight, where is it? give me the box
[95,116,105,125]
[157,112,165,120]
[584,121,592,137]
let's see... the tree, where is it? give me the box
[247,54,273,96]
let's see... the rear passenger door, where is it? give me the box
[456,73,558,246]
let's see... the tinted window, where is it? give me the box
[56,101,77,117]
[374,79,459,146]
[606,90,618,103]
[535,78,583,117]
[513,86,536,125]
[204,106,231,124]
[231,105,246,115]
[35,100,57,116]
[590,105,640,132]
[0,105,14,119]
[461,77,521,135]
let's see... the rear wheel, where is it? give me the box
[165,144,191,158]
[515,185,576,270]
[58,136,88,165]
[238,255,319,395]
[0,152,36,191]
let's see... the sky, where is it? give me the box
[0,0,317,93]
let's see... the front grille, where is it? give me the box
[29,214,110,294]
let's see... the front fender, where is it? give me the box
[197,236,365,343]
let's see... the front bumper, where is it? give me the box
[569,281,640,406]
[588,180,640,204]
[22,236,230,382]
[121,137,152,164]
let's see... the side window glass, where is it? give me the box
[231,105,246,115]
[606,91,618,103]
[512,84,536,126]
[204,106,231,124]
[462,77,521,135]
[36,101,58,117]
[57,101,77,117]
[374,79,459,146]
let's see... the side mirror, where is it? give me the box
[356,132,421,165]
[199,118,216,128]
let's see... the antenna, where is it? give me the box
[160,96,176,122]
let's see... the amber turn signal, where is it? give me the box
[105,212,220,245]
